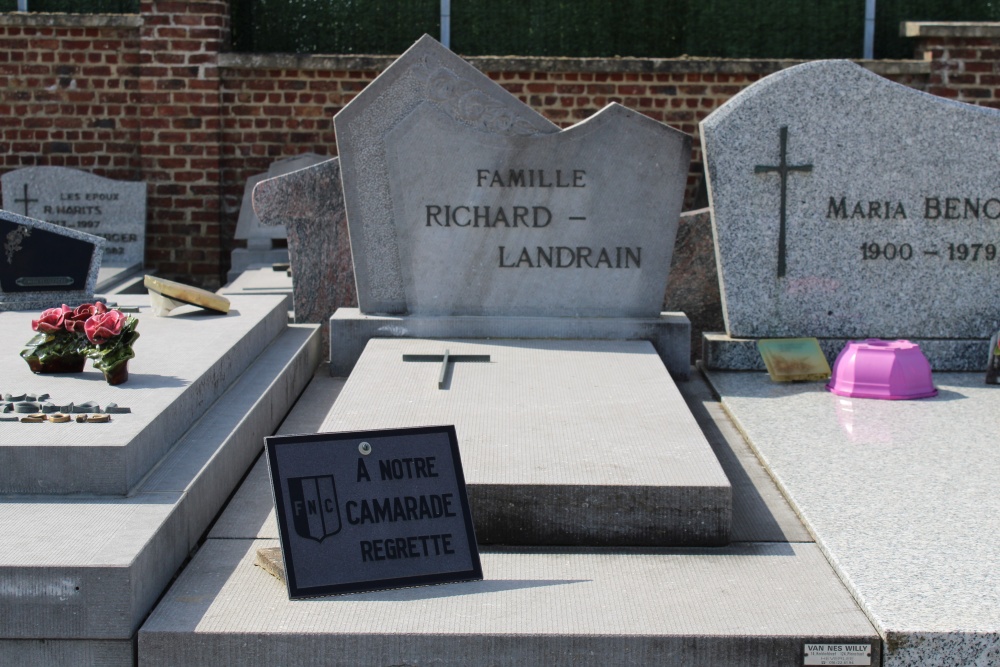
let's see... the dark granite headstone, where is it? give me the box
[0,210,104,311]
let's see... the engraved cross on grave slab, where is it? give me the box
[754,126,812,278]
[403,349,491,389]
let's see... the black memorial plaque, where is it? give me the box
[265,425,482,599]
[0,215,95,293]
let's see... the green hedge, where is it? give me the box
[5,0,998,59]
[231,0,1000,59]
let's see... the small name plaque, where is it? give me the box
[265,425,482,599]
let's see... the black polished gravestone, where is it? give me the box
[265,425,482,599]
[0,210,104,311]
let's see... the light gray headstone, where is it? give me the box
[335,35,691,317]
[0,210,104,310]
[1,167,145,270]
[234,153,327,248]
[703,60,1000,339]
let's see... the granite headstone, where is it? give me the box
[703,60,1000,346]
[252,157,355,350]
[0,210,104,311]
[228,153,328,282]
[1,166,145,270]
[235,153,327,246]
[335,35,691,318]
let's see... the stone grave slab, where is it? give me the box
[0,314,320,663]
[329,307,691,379]
[228,153,327,282]
[0,209,104,311]
[140,539,879,666]
[137,371,878,666]
[324,338,730,546]
[702,60,1000,368]
[2,166,146,270]
[0,293,288,495]
[336,36,689,319]
[705,370,1000,667]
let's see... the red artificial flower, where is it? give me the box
[84,309,126,345]
[31,305,72,333]
[65,302,108,334]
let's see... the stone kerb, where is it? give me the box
[702,60,1000,343]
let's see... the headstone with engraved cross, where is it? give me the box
[1,167,146,272]
[702,59,1000,370]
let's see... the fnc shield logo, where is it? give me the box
[287,475,342,543]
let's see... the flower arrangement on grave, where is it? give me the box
[20,303,139,384]
[20,304,91,374]
[84,307,139,385]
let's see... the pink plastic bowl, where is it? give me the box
[827,339,937,400]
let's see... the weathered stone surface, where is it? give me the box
[2,166,145,269]
[702,59,1000,340]
[324,338,729,546]
[335,35,691,317]
[0,294,288,495]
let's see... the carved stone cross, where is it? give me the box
[402,349,491,389]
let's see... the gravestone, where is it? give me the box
[702,59,1000,370]
[0,210,104,311]
[228,153,327,282]
[251,157,355,350]
[321,35,727,546]
[331,34,693,377]
[698,60,1000,666]
[136,37,887,666]
[336,38,688,319]
[1,166,146,272]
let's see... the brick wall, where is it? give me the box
[0,13,141,177]
[138,0,228,285]
[904,22,1000,107]
[2,9,993,290]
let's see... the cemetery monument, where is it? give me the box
[0,209,104,311]
[139,38,881,666]
[701,60,1000,666]
[702,59,1000,371]
[229,153,327,282]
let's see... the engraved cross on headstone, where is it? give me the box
[754,126,812,278]
[402,349,491,389]
[13,184,37,217]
